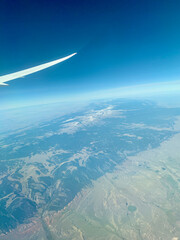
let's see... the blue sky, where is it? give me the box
[1,0,180,108]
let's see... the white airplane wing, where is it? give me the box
[0,53,76,86]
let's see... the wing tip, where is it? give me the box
[70,52,77,57]
[0,83,8,86]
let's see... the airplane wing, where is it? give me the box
[0,53,77,86]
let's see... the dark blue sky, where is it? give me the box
[1,0,180,108]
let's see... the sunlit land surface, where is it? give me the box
[0,96,180,240]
